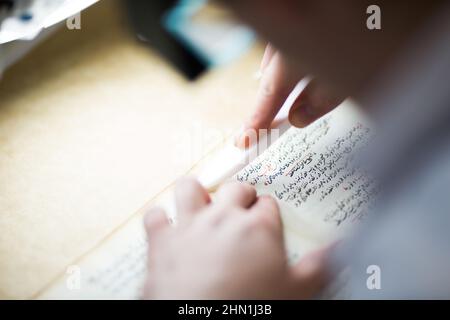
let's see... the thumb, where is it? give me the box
[289,80,345,128]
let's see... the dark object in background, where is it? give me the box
[123,0,206,80]
[123,0,254,81]
[0,0,31,24]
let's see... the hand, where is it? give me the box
[236,44,344,149]
[143,178,332,299]
[222,1,424,143]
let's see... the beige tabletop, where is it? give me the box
[0,0,262,299]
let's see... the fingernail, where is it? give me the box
[304,103,317,117]
[260,44,274,72]
[257,44,276,82]
[289,110,305,128]
[235,130,250,149]
[289,104,317,128]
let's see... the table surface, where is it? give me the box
[0,0,262,298]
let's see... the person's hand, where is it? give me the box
[235,44,344,149]
[143,178,332,299]
[222,1,435,144]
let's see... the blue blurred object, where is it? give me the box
[124,0,255,80]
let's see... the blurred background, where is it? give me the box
[0,0,263,298]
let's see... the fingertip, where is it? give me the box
[235,127,258,149]
[288,106,316,128]
[175,176,211,219]
[216,181,257,208]
[258,195,280,211]
[175,176,210,202]
[289,80,345,128]
[260,43,276,73]
[144,207,169,235]
[242,181,257,196]
[175,176,200,190]
[251,195,282,230]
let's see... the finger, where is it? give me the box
[215,182,257,209]
[175,177,210,221]
[289,243,336,298]
[236,52,301,148]
[248,195,282,234]
[260,43,276,73]
[288,80,345,128]
[144,206,169,243]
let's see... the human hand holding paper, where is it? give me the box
[143,178,331,299]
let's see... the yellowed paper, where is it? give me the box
[40,101,373,299]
